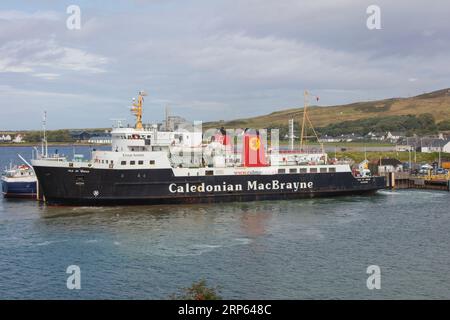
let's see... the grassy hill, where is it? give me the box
[205,88,450,131]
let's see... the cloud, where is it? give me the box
[32,73,60,80]
[0,10,60,21]
[0,1,450,129]
[0,38,109,74]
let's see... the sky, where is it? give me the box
[0,0,449,130]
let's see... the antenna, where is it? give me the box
[165,105,170,131]
[110,118,126,128]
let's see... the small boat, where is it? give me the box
[1,164,37,198]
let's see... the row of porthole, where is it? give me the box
[119,173,147,178]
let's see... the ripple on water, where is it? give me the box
[0,183,449,299]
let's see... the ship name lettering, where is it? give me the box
[247,180,313,191]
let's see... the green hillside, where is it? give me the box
[205,88,450,135]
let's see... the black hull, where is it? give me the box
[33,166,386,206]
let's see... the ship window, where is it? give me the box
[300,168,307,173]
[278,169,285,174]
[130,161,136,165]
[111,160,114,164]
[121,161,126,165]
[138,160,144,165]
[310,168,318,173]
[329,167,336,173]
[205,170,214,176]
[320,168,327,173]
[289,168,297,173]
[150,160,155,165]
[69,163,74,167]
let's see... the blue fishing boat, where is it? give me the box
[1,165,37,198]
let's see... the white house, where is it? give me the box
[0,134,12,142]
[88,136,112,144]
[385,131,405,143]
[443,140,450,153]
[377,158,403,174]
[420,138,449,153]
[12,134,24,143]
[367,131,385,141]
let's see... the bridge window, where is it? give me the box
[130,161,136,165]
[329,167,336,173]
[300,168,307,173]
[150,160,155,165]
[121,161,126,165]
[205,170,214,176]
[138,160,144,165]
[320,168,327,173]
[289,168,297,173]
[310,168,318,173]
[278,169,285,174]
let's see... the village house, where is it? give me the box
[385,131,406,143]
[376,158,403,174]
[366,131,385,141]
[417,138,450,153]
[12,134,25,143]
[70,130,93,141]
[88,134,112,144]
[0,134,12,142]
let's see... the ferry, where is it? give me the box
[31,91,385,205]
[1,164,37,198]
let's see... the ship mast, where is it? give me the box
[131,91,147,130]
[299,91,324,154]
[300,91,308,150]
[41,110,48,158]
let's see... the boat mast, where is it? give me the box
[299,91,324,154]
[288,119,294,151]
[41,111,48,158]
[131,91,147,130]
[300,91,308,150]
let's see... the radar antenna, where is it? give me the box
[131,90,147,130]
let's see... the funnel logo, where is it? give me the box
[249,137,261,151]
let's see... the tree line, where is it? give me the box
[271,113,448,139]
